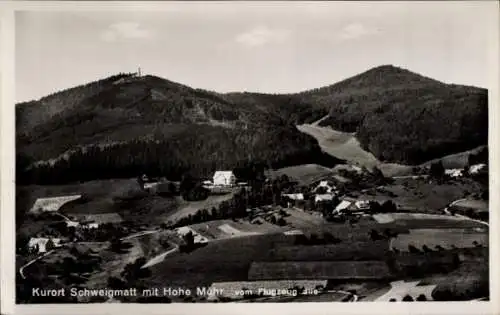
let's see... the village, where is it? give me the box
[16,159,489,303]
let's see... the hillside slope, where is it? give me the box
[16,74,341,184]
[307,65,488,164]
[226,65,488,165]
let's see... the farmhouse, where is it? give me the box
[81,221,99,229]
[175,226,209,244]
[282,193,304,201]
[29,195,82,214]
[315,194,335,203]
[28,237,62,253]
[314,181,337,194]
[333,200,353,214]
[355,200,371,210]
[469,163,487,174]
[213,171,236,186]
[65,220,80,228]
[445,169,463,178]
[143,182,159,190]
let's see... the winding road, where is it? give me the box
[19,250,55,279]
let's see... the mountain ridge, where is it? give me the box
[16,64,487,184]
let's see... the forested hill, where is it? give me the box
[16,65,488,184]
[225,65,488,165]
[16,73,341,185]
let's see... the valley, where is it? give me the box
[15,64,490,304]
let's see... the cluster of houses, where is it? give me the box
[25,194,123,254]
[444,163,487,178]
[282,179,375,218]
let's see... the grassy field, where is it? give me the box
[248,261,393,281]
[451,199,488,212]
[17,178,180,227]
[17,179,139,213]
[373,212,482,224]
[421,145,487,169]
[296,124,412,177]
[167,193,236,223]
[266,164,335,185]
[281,208,327,228]
[390,228,488,252]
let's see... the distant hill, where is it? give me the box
[16,73,340,184]
[297,65,488,164]
[226,65,488,165]
[16,65,488,184]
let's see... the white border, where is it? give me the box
[1,2,499,315]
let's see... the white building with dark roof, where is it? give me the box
[213,171,236,186]
[315,194,335,203]
[282,193,305,201]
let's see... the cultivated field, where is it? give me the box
[189,219,282,240]
[296,124,411,177]
[390,228,488,252]
[146,233,299,288]
[267,240,390,261]
[248,261,392,281]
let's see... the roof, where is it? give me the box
[315,194,334,201]
[29,195,82,213]
[334,200,352,211]
[470,164,486,173]
[282,193,304,200]
[214,171,235,177]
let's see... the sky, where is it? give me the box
[15,1,498,103]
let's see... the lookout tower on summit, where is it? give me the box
[137,67,142,76]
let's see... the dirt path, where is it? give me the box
[120,230,160,241]
[141,246,179,269]
[446,199,489,227]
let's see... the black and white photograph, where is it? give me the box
[2,0,498,311]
